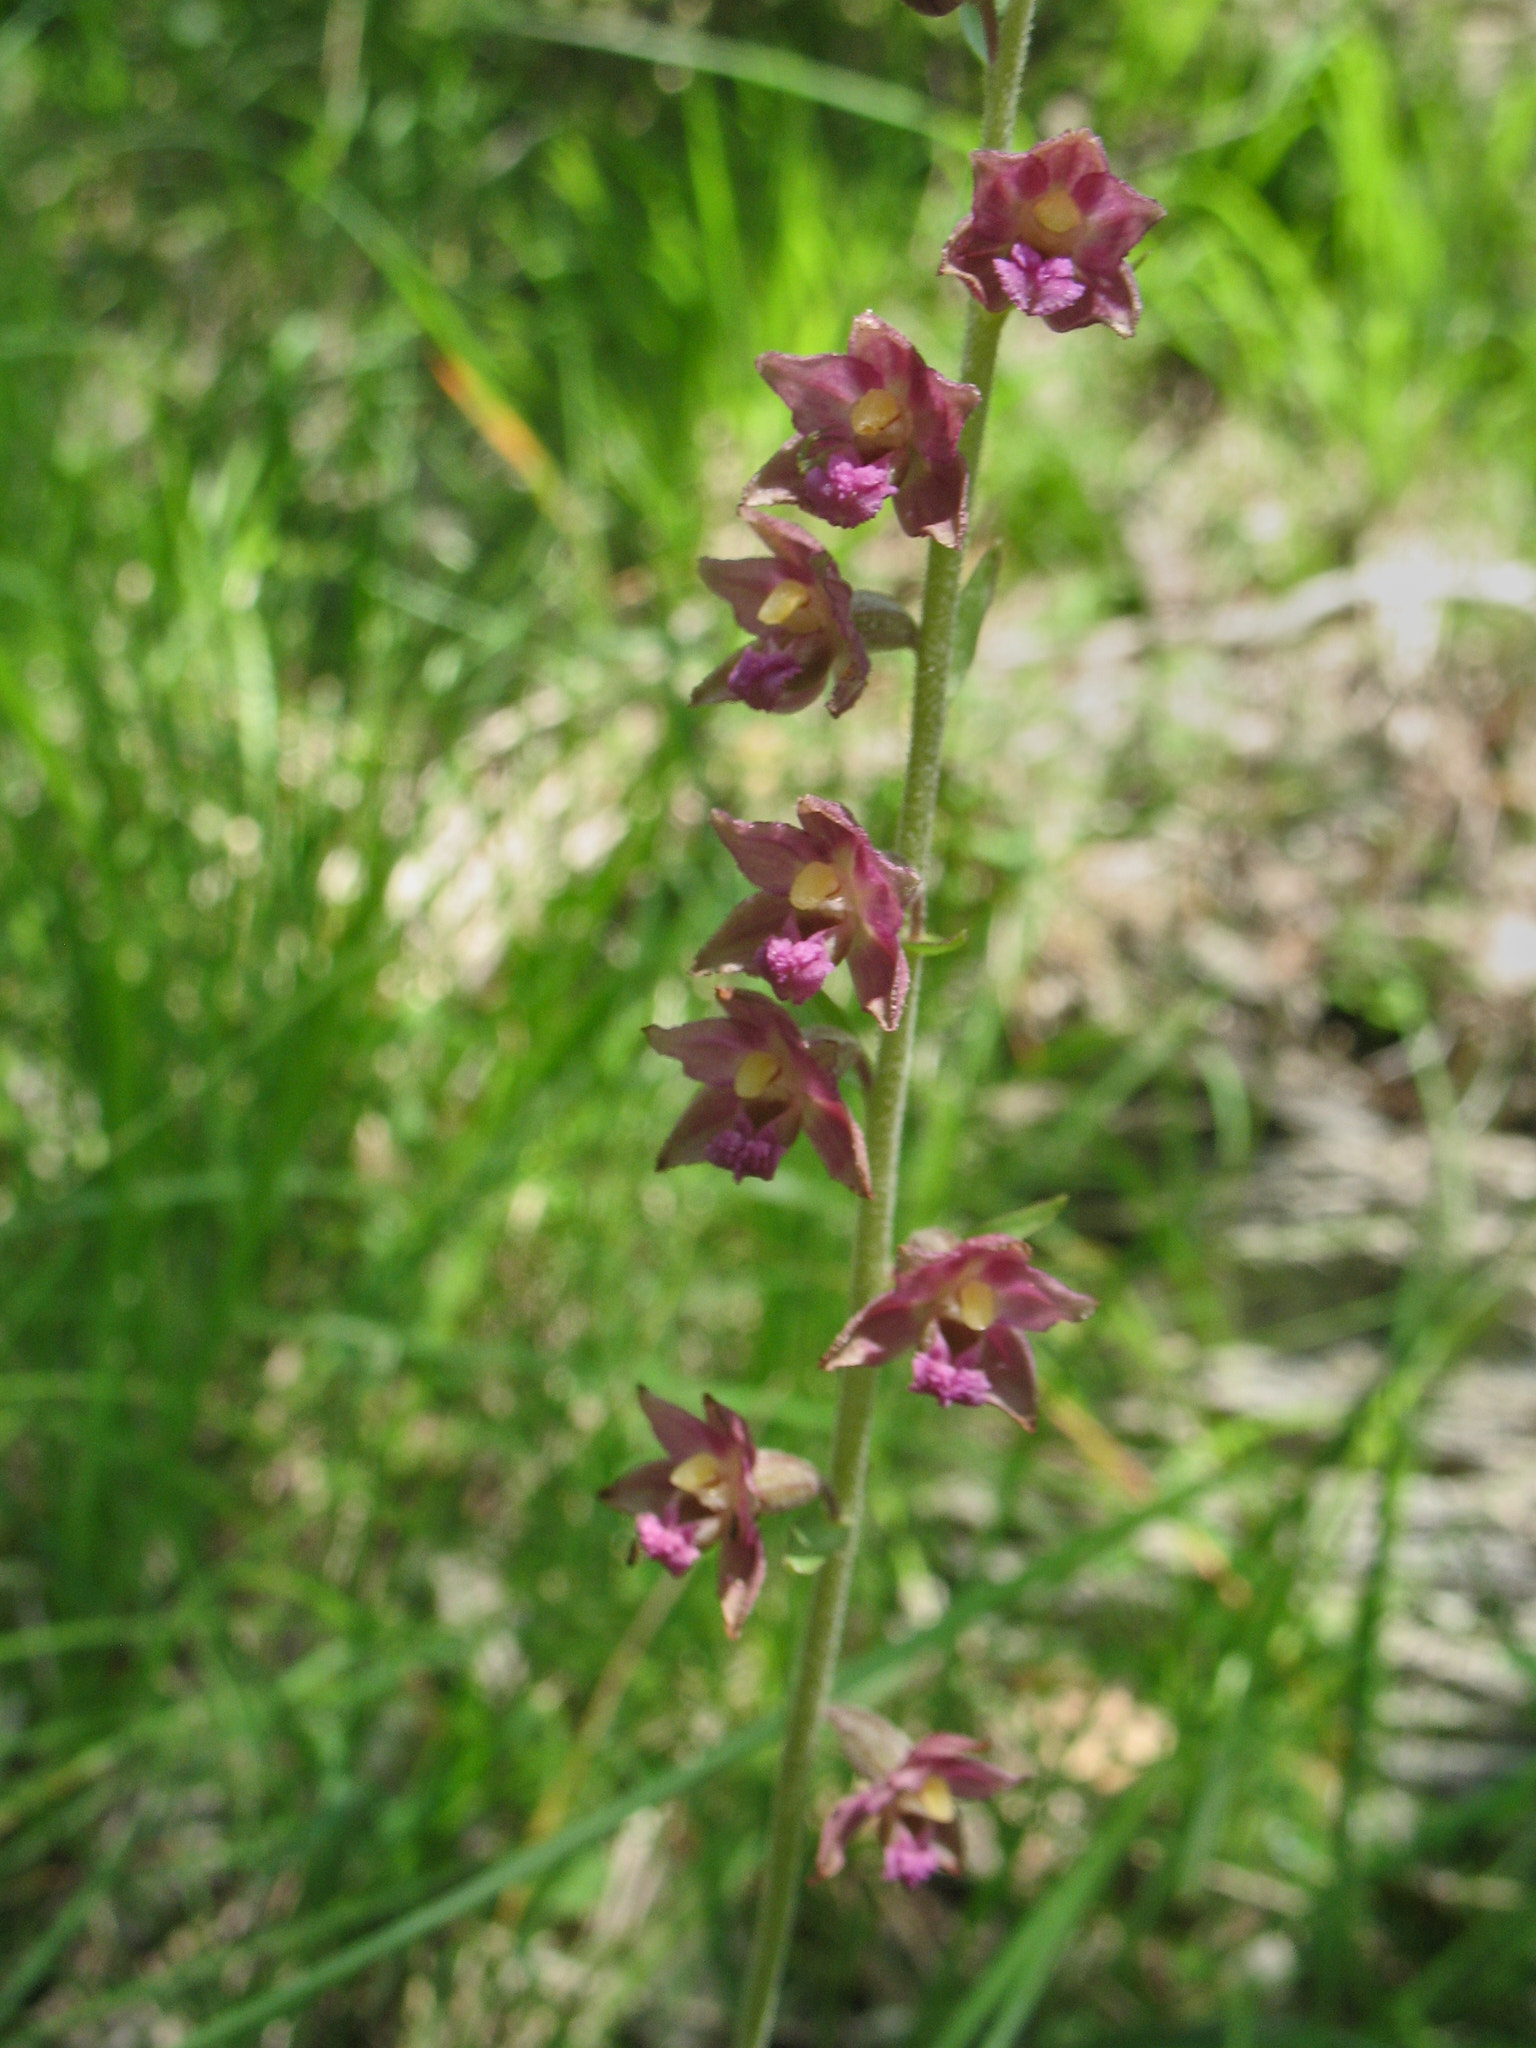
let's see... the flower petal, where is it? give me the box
[820,1296,930,1371]
[790,793,860,851]
[598,1459,679,1516]
[715,985,799,1044]
[908,369,981,465]
[813,1783,895,1881]
[824,616,872,720]
[702,1392,755,1467]
[977,1320,1040,1428]
[1047,259,1143,339]
[741,509,835,579]
[690,654,742,707]
[638,1386,719,1462]
[893,452,970,549]
[718,1513,766,1638]
[654,1086,744,1170]
[828,1704,914,1780]
[755,347,878,434]
[935,1754,1022,1799]
[1067,167,1166,269]
[842,922,909,1032]
[905,1732,987,1765]
[991,1261,1098,1329]
[692,892,796,976]
[712,808,818,894]
[844,311,923,399]
[800,1086,873,1198]
[645,1015,752,1088]
[741,437,813,515]
[696,552,789,635]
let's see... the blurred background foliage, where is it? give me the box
[2,0,1536,2042]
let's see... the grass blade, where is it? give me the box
[165,1456,1257,2045]
[495,5,974,148]
[932,1772,1163,2048]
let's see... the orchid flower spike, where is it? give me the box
[600,1388,824,1637]
[746,313,981,548]
[821,1229,1096,1424]
[693,512,870,717]
[694,798,919,1029]
[941,132,1164,338]
[815,1705,1020,1888]
[645,985,872,1196]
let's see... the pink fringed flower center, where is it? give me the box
[704,1121,790,1183]
[800,453,899,527]
[995,245,1085,318]
[635,1513,704,1574]
[909,1338,993,1408]
[882,1826,946,1888]
[759,928,838,1003]
[727,644,808,710]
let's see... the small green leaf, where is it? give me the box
[953,542,1001,686]
[905,928,969,959]
[983,1193,1069,1239]
[957,5,990,65]
[849,588,920,651]
[783,1551,828,1575]
[787,1519,849,1560]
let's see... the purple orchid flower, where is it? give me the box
[645,985,872,1196]
[815,1705,1020,1888]
[600,1388,824,1638]
[745,313,981,548]
[693,512,871,717]
[820,1229,1096,1424]
[941,132,1165,338]
[693,797,920,1030]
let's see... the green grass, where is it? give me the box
[2,0,1536,2042]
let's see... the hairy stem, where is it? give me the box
[731,9,1035,2044]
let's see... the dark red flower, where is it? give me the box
[645,986,872,1196]
[821,1230,1096,1424]
[941,133,1164,337]
[600,1388,823,1637]
[745,313,981,548]
[815,1705,1019,1888]
[693,512,870,717]
[694,798,919,1030]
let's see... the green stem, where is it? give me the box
[731,9,1035,2045]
